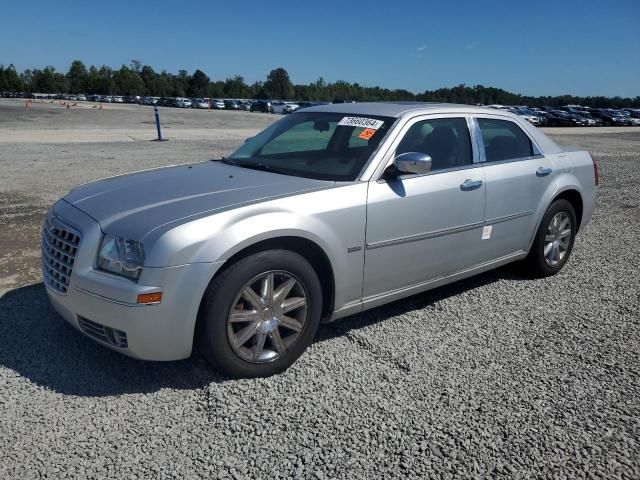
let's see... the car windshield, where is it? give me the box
[225,112,395,181]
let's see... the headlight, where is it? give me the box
[97,234,144,280]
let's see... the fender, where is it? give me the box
[526,172,585,251]
[145,183,369,311]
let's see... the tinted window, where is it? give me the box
[477,118,533,162]
[396,118,472,172]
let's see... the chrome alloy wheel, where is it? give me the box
[544,212,572,267]
[227,271,308,363]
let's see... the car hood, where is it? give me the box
[64,161,333,240]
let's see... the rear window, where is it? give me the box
[477,118,533,162]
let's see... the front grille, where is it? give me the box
[78,317,128,348]
[41,216,81,294]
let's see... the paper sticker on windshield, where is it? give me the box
[358,128,377,140]
[338,117,384,130]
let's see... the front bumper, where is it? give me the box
[43,201,223,361]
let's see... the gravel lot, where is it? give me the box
[1,99,638,479]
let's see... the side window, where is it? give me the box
[477,118,533,162]
[261,120,337,155]
[396,118,472,172]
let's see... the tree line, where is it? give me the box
[1,60,638,108]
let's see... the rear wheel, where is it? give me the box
[198,250,322,378]
[526,199,577,277]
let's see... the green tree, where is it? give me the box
[20,69,33,92]
[223,75,249,98]
[140,65,157,95]
[3,64,23,91]
[155,71,171,97]
[264,67,294,99]
[67,60,88,93]
[208,80,225,98]
[5,59,639,108]
[85,65,112,94]
[31,66,67,93]
[111,65,144,95]
[189,69,210,97]
[0,66,6,91]
[130,59,142,73]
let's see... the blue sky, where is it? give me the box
[1,0,638,97]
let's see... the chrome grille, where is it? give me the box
[41,216,81,294]
[78,317,128,348]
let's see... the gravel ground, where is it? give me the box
[0,99,639,479]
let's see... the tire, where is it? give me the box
[197,250,323,378]
[525,199,577,277]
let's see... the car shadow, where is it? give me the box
[0,265,525,397]
[315,264,525,342]
[0,283,225,396]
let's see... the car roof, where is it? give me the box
[303,101,520,118]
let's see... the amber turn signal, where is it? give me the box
[137,292,163,304]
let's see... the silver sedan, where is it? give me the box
[42,103,597,377]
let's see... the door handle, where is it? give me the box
[536,167,553,177]
[460,179,483,191]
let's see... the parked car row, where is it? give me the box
[492,105,640,127]
[3,91,638,123]
[1,91,329,114]
[249,100,326,113]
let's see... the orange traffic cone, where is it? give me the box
[98,103,103,110]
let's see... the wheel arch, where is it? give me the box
[527,184,585,253]
[552,188,584,232]
[194,236,336,344]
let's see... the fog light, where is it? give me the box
[137,292,162,304]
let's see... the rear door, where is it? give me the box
[474,116,556,259]
[363,115,486,298]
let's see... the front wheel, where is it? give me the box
[198,250,323,378]
[525,199,577,277]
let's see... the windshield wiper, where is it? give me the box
[224,159,291,176]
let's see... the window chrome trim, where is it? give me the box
[366,210,533,250]
[468,116,486,163]
[480,154,546,167]
[466,116,482,164]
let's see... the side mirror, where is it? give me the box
[393,152,432,175]
[244,137,253,143]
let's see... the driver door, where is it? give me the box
[363,116,486,299]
